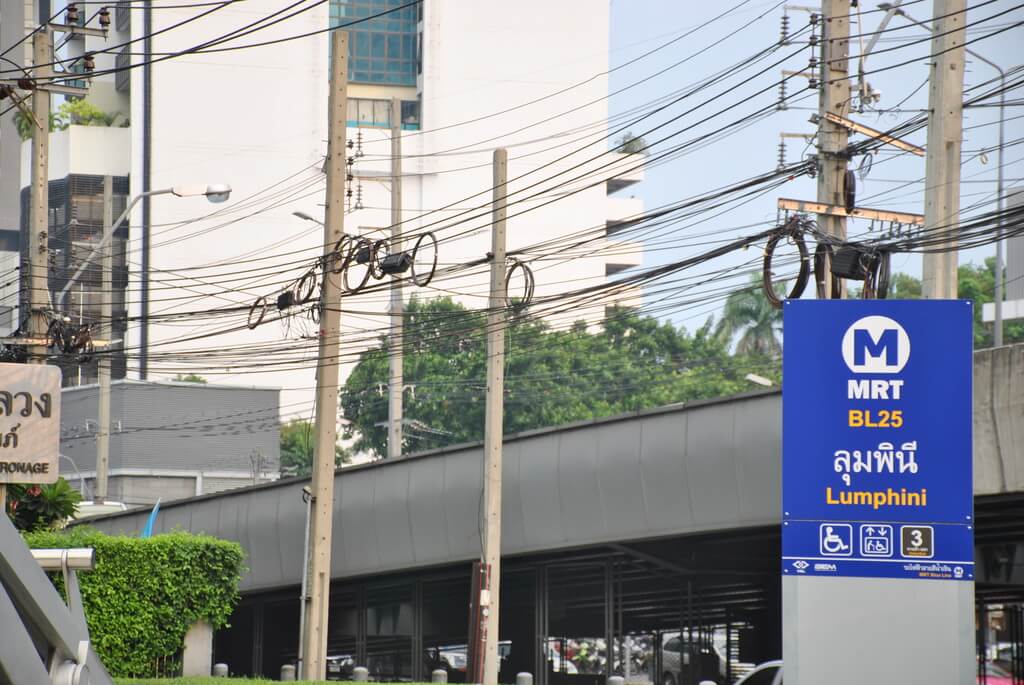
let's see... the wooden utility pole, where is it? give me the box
[388,97,404,459]
[301,29,348,682]
[96,176,113,504]
[816,0,851,298]
[28,31,52,361]
[922,0,966,299]
[481,148,508,685]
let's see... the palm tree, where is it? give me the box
[714,277,783,357]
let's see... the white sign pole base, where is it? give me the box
[783,575,974,684]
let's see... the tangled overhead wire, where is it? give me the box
[761,215,892,308]
[761,217,811,309]
[246,230,440,331]
[46,314,95,359]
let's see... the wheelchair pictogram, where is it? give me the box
[820,524,853,556]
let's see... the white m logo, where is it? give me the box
[841,316,910,373]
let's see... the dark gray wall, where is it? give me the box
[86,344,1024,593]
[89,391,782,592]
[59,380,280,474]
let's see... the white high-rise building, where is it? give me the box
[2,1,645,413]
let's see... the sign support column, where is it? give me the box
[782,300,974,684]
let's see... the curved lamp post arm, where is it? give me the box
[55,184,231,307]
[56,188,173,306]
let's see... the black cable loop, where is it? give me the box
[410,231,438,288]
[247,296,268,330]
[862,250,891,299]
[369,239,389,281]
[331,235,354,275]
[505,258,536,309]
[343,238,374,294]
[762,219,810,309]
[295,268,318,305]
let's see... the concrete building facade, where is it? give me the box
[1,1,645,414]
[59,379,281,505]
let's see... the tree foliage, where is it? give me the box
[715,278,783,356]
[614,131,649,156]
[4,478,81,531]
[171,373,207,384]
[24,528,244,678]
[279,419,349,477]
[884,260,1024,347]
[341,298,776,457]
[15,99,118,140]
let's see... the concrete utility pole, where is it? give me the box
[481,148,508,685]
[816,0,851,298]
[96,176,114,505]
[922,0,967,299]
[301,30,348,682]
[28,31,52,362]
[388,97,404,459]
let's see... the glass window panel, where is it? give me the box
[374,100,391,127]
[358,99,374,123]
[354,31,369,56]
[332,0,416,85]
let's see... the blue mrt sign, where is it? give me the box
[782,300,974,581]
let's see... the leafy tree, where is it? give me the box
[15,99,117,140]
[883,260,1024,347]
[341,298,773,457]
[172,373,207,384]
[279,419,349,477]
[614,131,649,155]
[888,272,922,299]
[4,478,81,531]
[715,277,783,356]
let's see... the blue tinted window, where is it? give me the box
[330,0,418,86]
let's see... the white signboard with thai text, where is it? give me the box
[0,364,61,484]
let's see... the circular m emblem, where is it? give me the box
[841,315,910,373]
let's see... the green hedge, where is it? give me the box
[24,528,245,677]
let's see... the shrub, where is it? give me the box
[5,477,81,531]
[23,528,245,677]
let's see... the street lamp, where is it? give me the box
[293,210,322,225]
[53,182,230,506]
[882,5,1013,345]
[745,373,775,387]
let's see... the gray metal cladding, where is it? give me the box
[58,381,280,476]
[87,392,782,592]
[81,347,1024,593]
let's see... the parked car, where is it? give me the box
[660,634,725,685]
[733,660,782,685]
